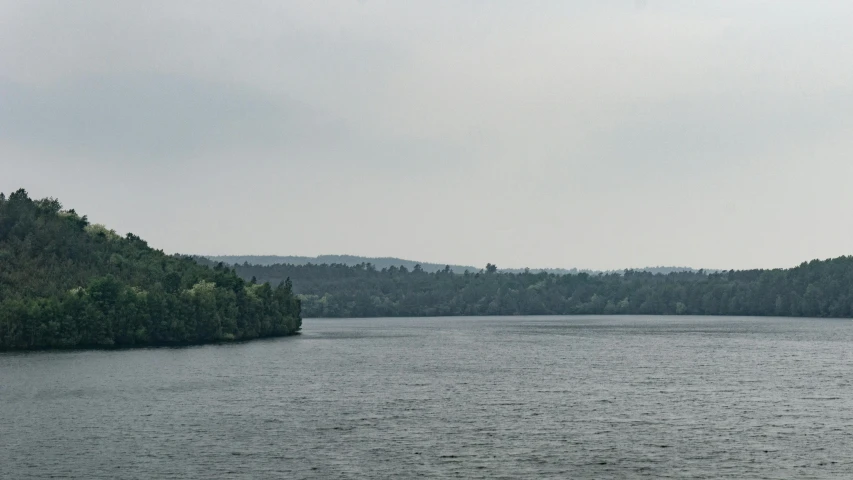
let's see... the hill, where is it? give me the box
[0,189,301,350]
[204,255,709,276]
[206,254,478,273]
[220,260,853,318]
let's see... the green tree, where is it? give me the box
[0,189,301,350]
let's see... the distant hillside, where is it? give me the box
[205,255,478,274]
[217,258,853,319]
[204,255,711,276]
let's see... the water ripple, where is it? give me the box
[2,315,853,478]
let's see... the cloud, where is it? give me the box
[3,0,853,269]
[0,73,349,159]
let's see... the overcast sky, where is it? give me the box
[2,1,853,270]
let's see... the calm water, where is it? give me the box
[3,316,853,479]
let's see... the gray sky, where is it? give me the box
[3,1,853,270]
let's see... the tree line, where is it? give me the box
[0,189,301,350]
[213,258,853,319]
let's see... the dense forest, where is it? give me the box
[210,259,853,319]
[0,189,301,350]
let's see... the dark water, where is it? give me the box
[3,316,853,479]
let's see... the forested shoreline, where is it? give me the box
[3,186,850,353]
[0,190,301,350]
[211,258,853,319]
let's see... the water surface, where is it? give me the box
[3,316,853,478]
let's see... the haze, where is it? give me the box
[2,0,852,271]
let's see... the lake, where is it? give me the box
[2,315,853,478]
